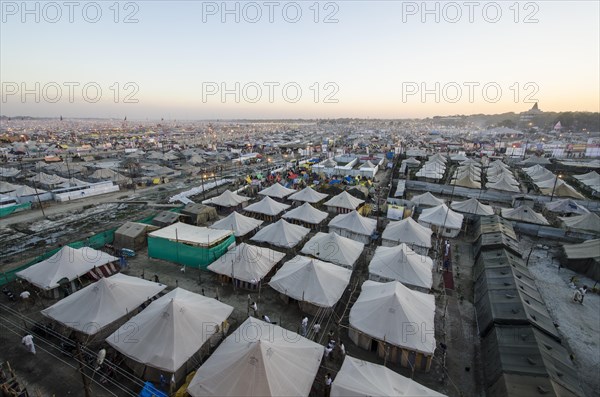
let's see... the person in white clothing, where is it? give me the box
[21,334,36,354]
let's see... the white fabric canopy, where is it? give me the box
[369,244,433,289]
[269,255,352,308]
[41,273,165,335]
[331,356,446,397]
[450,198,494,216]
[187,317,323,397]
[501,206,549,225]
[207,243,285,283]
[411,192,444,207]
[282,203,328,224]
[560,212,600,233]
[258,183,297,199]
[381,217,432,249]
[16,246,118,290]
[418,204,463,230]
[545,199,589,215]
[209,211,263,237]
[107,288,233,373]
[300,232,364,269]
[244,196,290,216]
[250,219,310,248]
[149,222,232,246]
[202,190,249,207]
[288,186,328,203]
[329,210,377,237]
[324,191,364,210]
[349,280,436,354]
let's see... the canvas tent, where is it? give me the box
[113,222,157,250]
[560,212,600,234]
[207,243,285,289]
[187,317,323,397]
[288,186,328,204]
[381,217,431,254]
[418,204,464,238]
[258,183,296,199]
[562,239,600,281]
[41,273,165,336]
[202,190,249,209]
[545,198,589,215]
[250,219,310,249]
[282,202,328,228]
[324,191,364,214]
[331,356,446,397]
[300,232,364,269]
[244,196,290,219]
[269,255,352,313]
[368,244,433,290]
[107,288,234,384]
[410,192,444,207]
[501,207,549,225]
[349,280,436,371]
[539,183,585,199]
[209,211,263,237]
[328,210,377,244]
[16,246,118,298]
[180,203,219,226]
[451,198,494,216]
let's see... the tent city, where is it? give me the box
[1,1,599,397]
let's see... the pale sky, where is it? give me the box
[1,1,599,119]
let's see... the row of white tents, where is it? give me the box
[523,165,584,199]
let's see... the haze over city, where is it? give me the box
[1,0,599,119]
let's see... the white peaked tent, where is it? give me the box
[288,186,328,203]
[16,246,118,293]
[258,183,297,199]
[250,219,310,248]
[450,198,494,216]
[209,211,263,237]
[381,217,432,254]
[574,171,600,182]
[486,178,521,193]
[418,204,464,238]
[539,182,585,199]
[88,169,130,184]
[349,281,436,360]
[487,166,512,178]
[530,170,556,183]
[368,244,433,290]
[7,185,47,197]
[411,192,444,207]
[501,206,549,225]
[207,243,285,284]
[486,170,517,183]
[282,202,328,225]
[324,191,364,212]
[329,210,377,244]
[451,175,481,189]
[545,199,590,215]
[534,176,564,189]
[269,255,352,309]
[187,317,323,397]
[202,190,249,208]
[28,172,68,187]
[331,356,446,397]
[0,181,18,193]
[429,153,447,164]
[300,232,364,269]
[523,164,547,176]
[244,196,290,217]
[560,212,600,234]
[41,274,165,335]
[107,288,233,382]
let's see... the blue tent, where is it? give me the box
[139,382,167,397]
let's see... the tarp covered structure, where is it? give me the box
[539,182,585,199]
[107,288,234,382]
[560,212,600,234]
[250,219,310,248]
[209,211,263,237]
[269,255,352,308]
[41,273,165,335]
[328,210,377,244]
[349,280,436,356]
[207,242,285,284]
[187,317,323,397]
[288,186,328,203]
[300,232,364,269]
[501,206,549,225]
[368,244,433,290]
[545,198,589,215]
[258,183,296,199]
[418,204,464,238]
[16,246,118,291]
[381,217,432,254]
[331,356,446,397]
[113,221,156,250]
[562,239,600,281]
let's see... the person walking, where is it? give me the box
[324,373,333,397]
[21,334,36,354]
[313,323,321,341]
[250,301,258,317]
